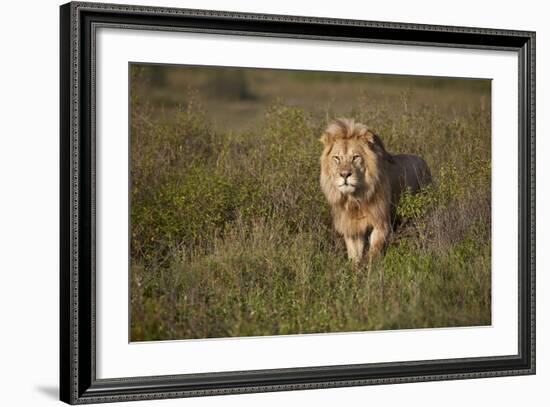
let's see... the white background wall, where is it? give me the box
[0,0,546,405]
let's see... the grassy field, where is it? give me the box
[130,64,491,341]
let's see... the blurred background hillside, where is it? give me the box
[131,64,490,133]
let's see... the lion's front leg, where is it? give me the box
[344,235,365,264]
[368,224,390,262]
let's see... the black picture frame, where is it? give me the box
[60,1,536,404]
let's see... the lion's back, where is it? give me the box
[389,154,432,197]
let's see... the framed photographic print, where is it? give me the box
[60,1,536,404]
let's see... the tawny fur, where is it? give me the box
[319,118,432,263]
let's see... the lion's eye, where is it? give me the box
[352,155,361,162]
[333,156,340,164]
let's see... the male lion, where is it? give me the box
[320,118,431,264]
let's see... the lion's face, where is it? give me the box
[320,119,389,206]
[327,139,368,196]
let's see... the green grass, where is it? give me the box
[130,65,491,341]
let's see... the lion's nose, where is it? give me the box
[340,170,352,179]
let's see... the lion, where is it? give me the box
[319,118,432,264]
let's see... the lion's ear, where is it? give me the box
[368,133,394,163]
[320,132,334,147]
